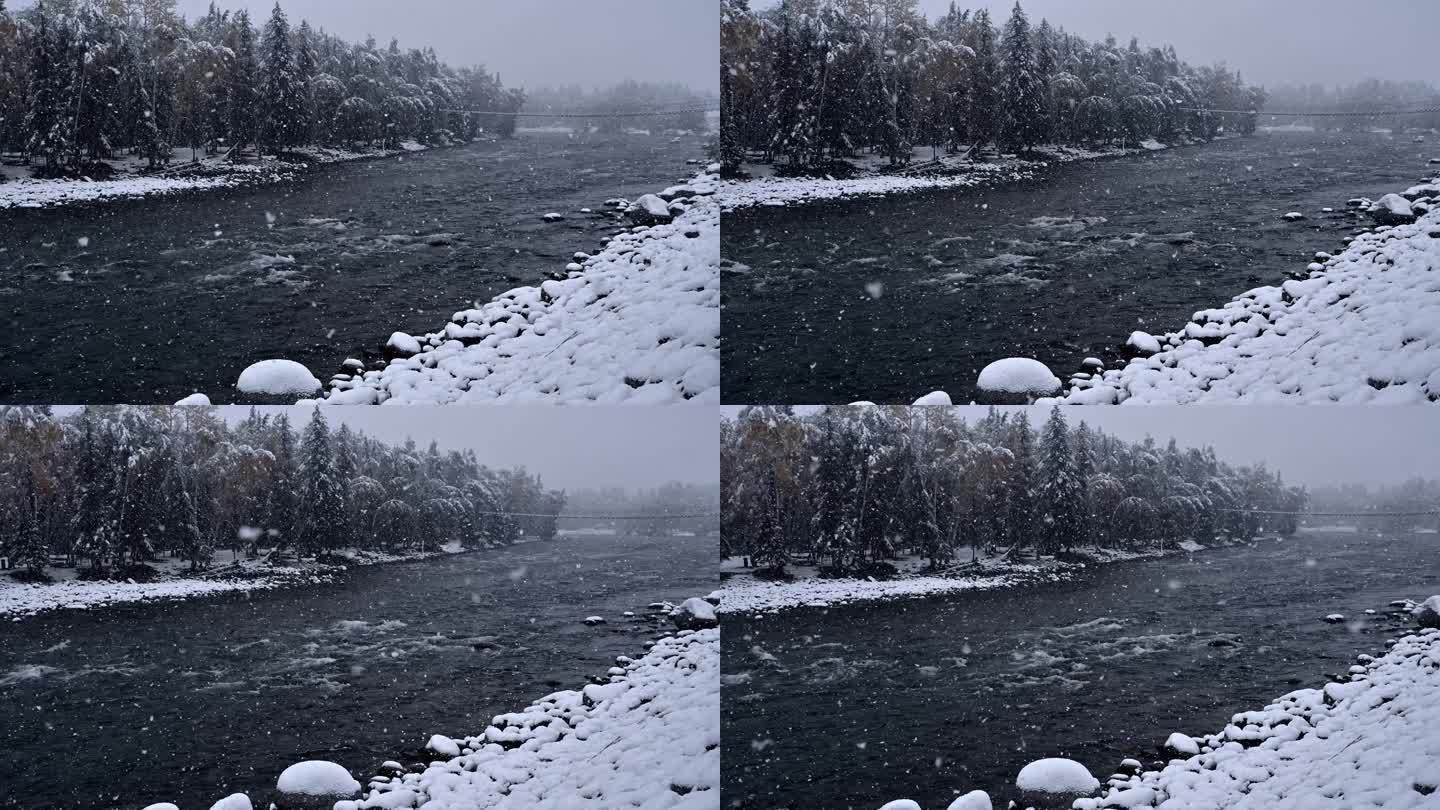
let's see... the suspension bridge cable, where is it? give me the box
[435,106,719,118]
[1219,508,1440,517]
[1178,106,1440,117]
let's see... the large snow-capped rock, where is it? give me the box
[912,391,954,406]
[670,596,718,631]
[236,359,322,398]
[276,760,361,806]
[627,193,674,225]
[1165,732,1201,756]
[1367,193,1416,226]
[1016,757,1100,798]
[1413,595,1440,628]
[976,358,1061,404]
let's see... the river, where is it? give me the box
[720,131,1432,403]
[0,533,713,809]
[0,131,706,404]
[720,530,1440,809]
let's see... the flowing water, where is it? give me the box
[720,530,1440,809]
[720,131,1434,403]
[0,533,714,809]
[0,132,706,403]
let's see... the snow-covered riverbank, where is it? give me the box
[0,141,433,211]
[141,623,719,810]
[315,167,721,405]
[1058,174,1440,404]
[0,542,468,621]
[1075,612,1440,809]
[718,541,1207,615]
[717,141,1166,211]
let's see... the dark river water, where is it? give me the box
[720,530,1440,809]
[720,131,1433,404]
[0,132,706,404]
[0,534,714,810]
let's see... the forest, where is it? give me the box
[718,0,1265,174]
[0,406,565,579]
[0,0,525,178]
[721,405,1308,574]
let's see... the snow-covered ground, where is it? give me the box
[318,168,721,405]
[0,140,434,210]
[1057,174,1440,404]
[1075,617,1440,809]
[333,627,718,809]
[718,542,1209,615]
[718,142,1167,210]
[0,542,465,621]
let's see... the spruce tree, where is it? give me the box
[1037,406,1082,553]
[1001,2,1044,151]
[1004,411,1036,557]
[264,414,299,555]
[967,9,1001,148]
[298,409,343,556]
[226,10,258,152]
[24,0,70,173]
[260,2,303,150]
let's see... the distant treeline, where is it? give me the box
[0,0,524,178]
[719,0,1265,173]
[562,482,721,537]
[721,406,1307,573]
[1309,479,1440,535]
[522,80,715,133]
[1263,79,1440,132]
[0,407,564,578]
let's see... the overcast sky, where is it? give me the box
[59,406,720,492]
[753,0,1437,88]
[13,0,718,93]
[721,406,1440,489]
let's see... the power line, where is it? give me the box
[435,106,719,119]
[1221,508,1440,517]
[495,511,720,520]
[1179,106,1440,117]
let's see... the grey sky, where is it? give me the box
[720,406,1440,489]
[51,406,717,491]
[13,0,718,93]
[753,0,1438,88]
[189,0,719,92]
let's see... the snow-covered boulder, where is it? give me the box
[877,802,922,810]
[1165,732,1200,756]
[1324,613,1346,624]
[1125,330,1162,356]
[627,193,673,225]
[384,331,423,357]
[583,615,606,625]
[174,392,212,407]
[275,761,360,808]
[236,360,321,399]
[208,795,252,810]
[141,804,181,810]
[1016,758,1100,805]
[912,390,953,406]
[975,358,1061,404]
[1367,193,1416,226]
[671,596,719,631]
[542,212,565,222]
[946,790,992,810]
[1282,211,1305,221]
[426,733,461,758]
[1413,595,1440,629]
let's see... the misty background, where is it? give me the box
[10,0,719,93]
[749,0,1435,88]
[721,406,1440,489]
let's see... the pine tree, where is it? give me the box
[1001,2,1045,151]
[967,9,1001,148]
[294,19,317,141]
[226,10,258,152]
[264,414,299,556]
[260,2,303,150]
[24,0,71,173]
[298,409,343,556]
[1037,406,1082,553]
[1004,411,1036,557]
